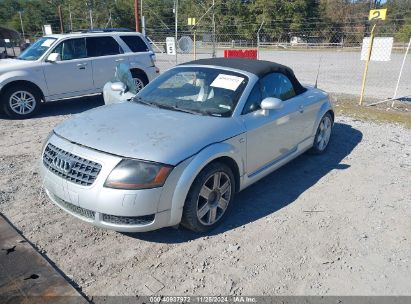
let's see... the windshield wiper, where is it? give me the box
[168,105,205,115]
[132,96,158,108]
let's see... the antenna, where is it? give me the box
[314,56,322,88]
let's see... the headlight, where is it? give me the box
[104,159,172,190]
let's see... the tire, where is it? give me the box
[1,84,41,119]
[181,162,236,233]
[130,70,148,93]
[309,112,333,154]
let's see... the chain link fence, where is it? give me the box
[145,20,410,103]
[12,10,411,104]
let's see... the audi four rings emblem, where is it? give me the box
[53,154,74,173]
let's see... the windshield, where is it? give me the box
[137,67,248,117]
[17,37,57,61]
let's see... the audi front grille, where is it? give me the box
[102,214,155,225]
[43,143,102,186]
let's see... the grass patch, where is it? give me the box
[333,95,411,128]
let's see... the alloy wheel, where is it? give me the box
[196,171,232,226]
[133,78,145,93]
[9,91,36,115]
[317,115,332,151]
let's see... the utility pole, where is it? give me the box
[134,0,139,32]
[18,11,25,40]
[212,0,216,57]
[141,0,145,35]
[58,5,64,33]
[174,0,178,64]
[89,9,93,29]
[69,4,73,31]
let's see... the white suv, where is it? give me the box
[0,31,159,118]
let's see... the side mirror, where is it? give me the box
[260,97,283,115]
[111,82,127,94]
[46,53,61,63]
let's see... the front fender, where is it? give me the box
[0,69,47,96]
[160,138,245,226]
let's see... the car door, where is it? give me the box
[119,34,154,70]
[241,73,306,175]
[86,36,126,91]
[42,38,93,98]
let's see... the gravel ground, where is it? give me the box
[0,98,410,297]
[156,49,411,100]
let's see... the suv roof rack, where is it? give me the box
[79,28,133,33]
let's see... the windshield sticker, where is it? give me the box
[210,74,244,91]
[41,39,54,47]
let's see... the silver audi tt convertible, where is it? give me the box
[40,58,334,233]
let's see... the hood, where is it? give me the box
[54,102,245,165]
[0,58,34,74]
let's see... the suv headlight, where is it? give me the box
[104,159,172,190]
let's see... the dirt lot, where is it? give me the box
[0,97,410,298]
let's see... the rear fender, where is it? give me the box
[311,98,334,137]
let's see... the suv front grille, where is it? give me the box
[102,214,155,225]
[43,143,102,186]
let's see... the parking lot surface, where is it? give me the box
[0,98,410,296]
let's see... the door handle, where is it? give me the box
[76,63,87,70]
[299,105,304,113]
[115,58,125,62]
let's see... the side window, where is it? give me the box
[260,73,296,100]
[86,36,123,57]
[242,82,262,115]
[120,35,149,52]
[53,38,87,61]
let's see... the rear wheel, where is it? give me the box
[130,70,148,93]
[181,162,235,233]
[1,85,41,119]
[309,112,333,154]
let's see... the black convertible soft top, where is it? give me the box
[181,57,306,95]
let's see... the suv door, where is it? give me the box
[241,73,306,175]
[86,36,126,90]
[42,38,94,98]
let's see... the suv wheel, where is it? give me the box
[130,70,148,93]
[181,162,235,233]
[2,85,41,119]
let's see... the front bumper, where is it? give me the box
[44,187,173,232]
[40,134,185,232]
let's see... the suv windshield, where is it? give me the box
[137,67,248,117]
[17,37,57,61]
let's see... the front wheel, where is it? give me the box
[2,85,41,119]
[309,112,333,154]
[181,162,235,233]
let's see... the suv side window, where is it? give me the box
[120,35,149,52]
[242,82,262,115]
[86,36,123,57]
[260,73,296,101]
[53,38,87,61]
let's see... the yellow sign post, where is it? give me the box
[359,9,387,105]
[188,18,197,60]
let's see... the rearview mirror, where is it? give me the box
[46,53,61,63]
[111,82,127,94]
[260,97,283,115]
